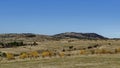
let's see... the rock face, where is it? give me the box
[52,32,108,40]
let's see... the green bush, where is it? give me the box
[0,52,6,57]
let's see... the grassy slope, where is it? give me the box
[1,40,120,54]
[1,40,120,68]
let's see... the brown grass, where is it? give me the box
[1,40,120,68]
[1,54,120,68]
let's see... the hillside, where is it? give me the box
[53,32,108,40]
[0,33,53,42]
[0,32,108,42]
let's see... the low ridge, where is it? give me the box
[53,32,108,40]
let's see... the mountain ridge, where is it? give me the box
[0,32,108,41]
[52,32,108,40]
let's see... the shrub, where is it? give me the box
[115,47,120,53]
[95,48,111,54]
[29,51,39,58]
[100,49,106,54]
[1,53,6,57]
[32,42,38,46]
[0,57,2,62]
[0,52,2,57]
[80,50,86,54]
[0,52,6,57]
[41,51,52,58]
[62,49,66,52]
[89,49,95,54]
[95,49,103,54]
[19,52,28,59]
[1,41,24,48]
[69,46,73,49]
[58,52,65,57]
[6,53,15,60]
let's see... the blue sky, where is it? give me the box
[0,0,120,38]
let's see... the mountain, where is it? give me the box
[52,32,108,40]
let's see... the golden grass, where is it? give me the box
[1,40,120,54]
[1,40,120,68]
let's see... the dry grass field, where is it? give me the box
[1,54,120,68]
[1,40,120,68]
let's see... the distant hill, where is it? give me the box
[0,32,108,42]
[0,33,53,42]
[52,32,108,40]
[110,38,120,40]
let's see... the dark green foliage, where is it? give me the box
[0,41,38,48]
[7,41,24,47]
[23,33,36,37]
[32,42,38,46]
[0,41,24,48]
[0,42,4,45]
[0,52,6,57]
[69,46,73,49]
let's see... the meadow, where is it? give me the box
[1,54,120,68]
[1,39,120,68]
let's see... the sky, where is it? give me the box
[0,0,120,38]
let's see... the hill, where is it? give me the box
[0,32,108,42]
[53,32,108,40]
